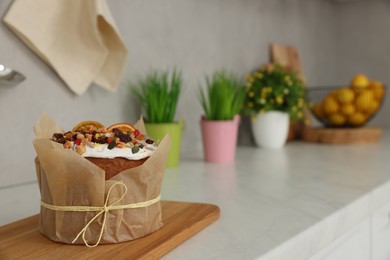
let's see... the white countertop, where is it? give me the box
[1,130,390,259]
[161,130,390,260]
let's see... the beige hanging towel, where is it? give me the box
[3,0,128,95]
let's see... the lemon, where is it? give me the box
[340,103,356,116]
[322,95,339,114]
[366,100,379,116]
[335,88,355,104]
[330,90,339,98]
[328,113,346,126]
[369,80,385,100]
[355,90,374,112]
[351,86,364,96]
[312,103,324,119]
[350,74,370,89]
[348,113,366,126]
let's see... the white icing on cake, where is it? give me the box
[82,144,155,160]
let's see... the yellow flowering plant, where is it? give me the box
[243,63,306,121]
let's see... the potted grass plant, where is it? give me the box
[131,69,183,167]
[243,63,306,149]
[199,70,245,163]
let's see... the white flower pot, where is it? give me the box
[251,111,289,149]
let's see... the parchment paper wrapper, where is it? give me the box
[33,113,170,245]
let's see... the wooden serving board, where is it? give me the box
[270,43,303,76]
[0,201,220,260]
[301,127,382,144]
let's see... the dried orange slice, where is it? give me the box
[107,123,136,133]
[72,121,105,132]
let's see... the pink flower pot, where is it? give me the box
[201,115,240,163]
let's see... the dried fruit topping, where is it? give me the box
[112,128,121,136]
[131,146,140,154]
[52,133,63,139]
[95,136,107,144]
[135,134,145,141]
[106,123,136,133]
[50,121,156,154]
[107,139,116,150]
[76,145,86,155]
[112,128,131,143]
[63,141,72,149]
[64,132,73,140]
[52,133,66,144]
[85,134,92,142]
[145,139,154,144]
[74,139,82,146]
[72,121,105,132]
[119,133,131,143]
[116,142,125,148]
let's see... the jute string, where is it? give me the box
[40,181,161,247]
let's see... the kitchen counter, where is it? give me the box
[161,130,390,259]
[1,130,390,259]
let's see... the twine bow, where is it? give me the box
[40,181,161,247]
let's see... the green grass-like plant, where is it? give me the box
[199,71,245,121]
[131,70,182,123]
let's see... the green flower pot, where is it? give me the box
[145,121,184,168]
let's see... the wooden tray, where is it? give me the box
[301,127,382,144]
[0,201,220,260]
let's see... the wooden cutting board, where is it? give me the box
[270,43,303,76]
[301,127,382,144]
[0,201,220,260]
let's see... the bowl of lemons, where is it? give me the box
[307,74,386,127]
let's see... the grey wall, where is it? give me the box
[0,0,388,188]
